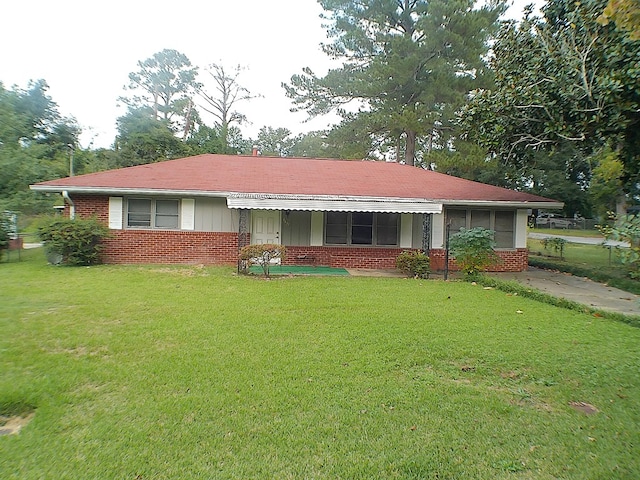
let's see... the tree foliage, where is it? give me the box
[256,126,294,157]
[597,0,640,40]
[0,80,80,214]
[120,49,199,134]
[461,0,640,194]
[284,0,505,165]
[589,147,625,219]
[114,108,189,166]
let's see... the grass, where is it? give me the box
[528,238,640,295]
[1,249,640,479]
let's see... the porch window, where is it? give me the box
[127,198,179,229]
[324,212,399,246]
[445,208,515,248]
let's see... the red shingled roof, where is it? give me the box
[33,154,557,204]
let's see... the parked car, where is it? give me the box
[535,213,576,229]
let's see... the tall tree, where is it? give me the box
[0,80,81,213]
[121,49,199,133]
[460,0,640,194]
[283,0,505,165]
[255,126,294,157]
[114,108,188,166]
[197,63,260,152]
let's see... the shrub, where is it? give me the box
[239,243,286,277]
[38,217,110,266]
[598,213,640,278]
[541,237,568,260]
[396,250,430,278]
[448,227,500,280]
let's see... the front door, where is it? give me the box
[251,210,281,245]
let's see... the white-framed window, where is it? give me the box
[324,212,399,246]
[126,198,180,229]
[445,209,515,248]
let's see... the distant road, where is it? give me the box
[528,232,629,248]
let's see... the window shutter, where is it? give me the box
[108,197,123,229]
[181,199,195,230]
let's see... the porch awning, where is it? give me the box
[226,193,443,214]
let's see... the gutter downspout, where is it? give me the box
[62,191,75,219]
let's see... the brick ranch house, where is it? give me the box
[31,154,562,271]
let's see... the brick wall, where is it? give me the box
[284,246,405,269]
[429,248,528,272]
[102,230,239,265]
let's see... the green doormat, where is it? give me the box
[248,265,349,276]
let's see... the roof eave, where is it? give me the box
[30,185,233,198]
[440,199,564,209]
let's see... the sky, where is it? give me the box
[1,0,539,149]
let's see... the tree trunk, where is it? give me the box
[405,130,417,166]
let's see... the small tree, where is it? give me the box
[598,213,640,278]
[239,244,286,278]
[38,217,110,266]
[541,237,568,261]
[396,251,430,278]
[448,227,500,279]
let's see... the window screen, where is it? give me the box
[155,200,179,229]
[351,212,373,245]
[494,211,514,248]
[325,212,348,244]
[471,210,491,229]
[447,210,467,233]
[376,213,399,246]
[128,199,152,227]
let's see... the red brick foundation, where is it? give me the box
[101,230,239,265]
[283,246,404,269]
[428,248,528,272]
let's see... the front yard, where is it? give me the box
[1,249,639,479]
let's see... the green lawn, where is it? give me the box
[1,249,639,479]
[528,238,616,268]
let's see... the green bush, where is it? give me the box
[449,227,500,280]
[239,243,286,277]
[38,217,110,266]
[396,250,430,278]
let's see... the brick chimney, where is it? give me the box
[252,145,259,156]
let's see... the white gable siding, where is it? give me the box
[194,198,237,232]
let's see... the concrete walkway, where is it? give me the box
[489,267,640,316]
